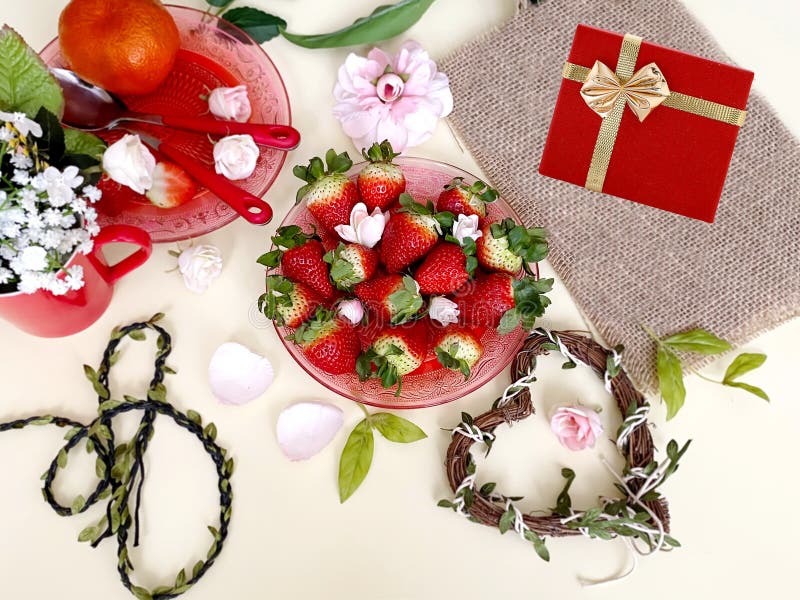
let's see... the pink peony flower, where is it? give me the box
[332,41,453,152]
[550,406,604,451]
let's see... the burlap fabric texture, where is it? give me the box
[439,0,800,392]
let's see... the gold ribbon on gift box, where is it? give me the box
[562,33,747,192]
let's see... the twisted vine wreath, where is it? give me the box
[439,329,690,572]
[0,315,233,600]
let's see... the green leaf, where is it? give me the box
[0,26,64,117]
[338,418,374,503]
[661,328,731,355]
[370,413,427,443]
[71,494,86,514]
[186,410,202,426]
[723,353,767,383]
[56,448,68,469]
[206,0,235,6]
[222,7,287,43]
[723,380,770,402]
[656,347,686,420]
[129,330,146,341]
[498,508,514,534]
[130,586,152,600]
[281,0,436,49]
[63,128,106,160]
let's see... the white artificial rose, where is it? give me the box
[337,298,365,325]
[178,245,223,294]
[213,135,259,180]
[333,203,388,249]
[102,134,156,194]
[452,213,482,245]
[429,296,459,326]
[208,85,252,123]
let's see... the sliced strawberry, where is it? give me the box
[323,242,379,291]
[354,274,423,325]
[288,307,361,375]
[432,326,484,379]
[356,320,429,395]
[146,161,198,209]
[379,194,448,273]
[294,149,359,232]
[476,218,549,275]
[452,272,553,333]
[259,275,321,328]
[357,140,406,212]
[436,177,497,219]
[257,226,334,299]
[414,242,470,295]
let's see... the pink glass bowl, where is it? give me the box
[40,4,291,243]
[273,157,528,410]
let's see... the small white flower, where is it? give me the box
[10,152,33,170]
[0,267,12,284]
[42,208,63,227]
[0,127,13,142]
[102,134,156,194]
[83,185,102,203]
[17,271,42,294]
[208,85,252,123]
[18,245,48,272]
[0,111,43,138]
[46,183,74,207]
[337,298,365,325]
[429,296,459,326]
[452,214,482,245]
[212,135,259,180]
[46,276,69,296]
[178,244,223,294]
[1,222,20,238]
[65,265,85,291]
[333,202,388,249]
[61,166,83,189]
[40,229,63,249]
[12,169,30,186]
[70,197,87,214]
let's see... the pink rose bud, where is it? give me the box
[208,85,252,123]
[550,406,603,451]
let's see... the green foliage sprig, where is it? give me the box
[644,325,769,419]
[338,403,426,502]
[0,315,233,600]
[206,0,436,47]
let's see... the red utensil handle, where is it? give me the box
[91,224,153,284]
[160,115,300,150]
[158,142,273,226]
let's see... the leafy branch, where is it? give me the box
[643,325,769,419]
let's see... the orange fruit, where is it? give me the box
[58,0,180,96]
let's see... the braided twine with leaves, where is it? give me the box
[0,315,233,600]
[439,329,690,565]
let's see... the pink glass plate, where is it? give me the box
[40,4,291,243]
[274,157,527,410]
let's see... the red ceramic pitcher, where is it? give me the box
[0,225,152,337]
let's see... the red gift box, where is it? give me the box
[539,24,753,222]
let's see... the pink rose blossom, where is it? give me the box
[208,85,252,123]
[550,406,604,451]
[332,41,453,152]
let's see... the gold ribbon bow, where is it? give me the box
[562,33,747,193]
[580,60,669,122]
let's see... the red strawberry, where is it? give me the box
[432,326,484,378]
[289,308,361,375]
[453,273,553,333]
[476,218,548,275]
[357,140,406,212]
[323,243,378,291]
[414,243,471,295]
[294,149,359,232]
[356,320,429,394]
[257,226,334,299]
[259,275,321,328]
[354,274,423,325]
[436,177,497,219]
[145,161,198,208]
[379,194,442,273]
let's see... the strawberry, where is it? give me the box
[357,140,406,212]
[432,326,484,378]
[288,307,361,375]
[476,218,549,275]
[257,226,334,300]
[294,149,359,232]
[452,272,553,333]
[414,242,471,295]
[323,243,378,291]
[379,194,444,273]
[436,177,498,219]
[145,161,197,208]
[259,275,321,328]
[356,320,429,394]
[354,274,423,325]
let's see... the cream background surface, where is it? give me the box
[0,1,798,599]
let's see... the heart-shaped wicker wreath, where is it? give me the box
[440,329,689,563]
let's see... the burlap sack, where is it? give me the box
[439,0,800,392]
